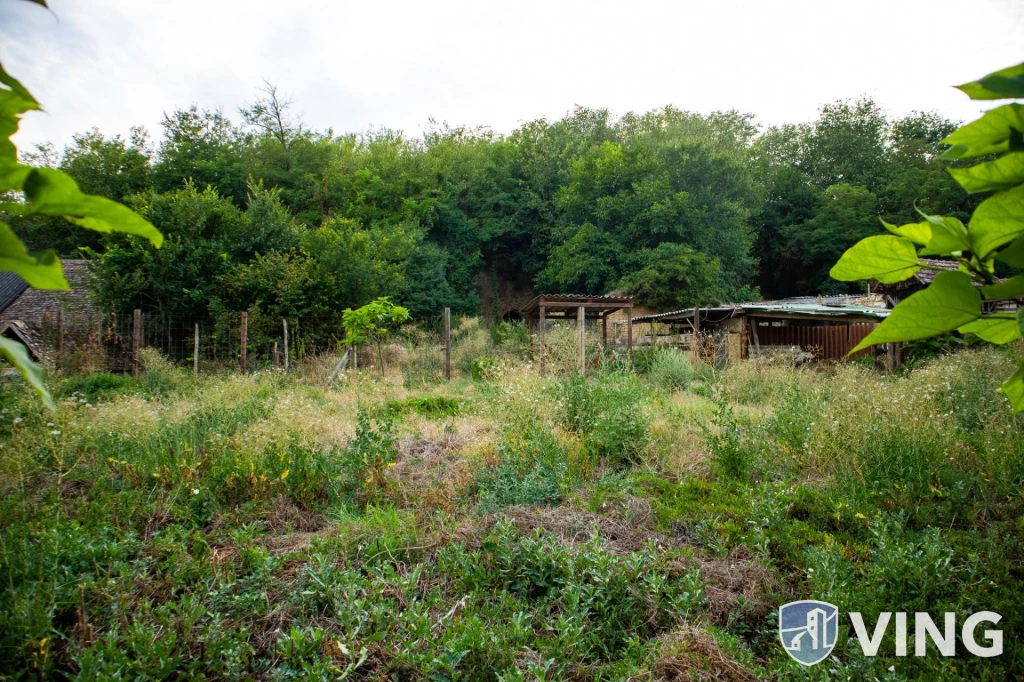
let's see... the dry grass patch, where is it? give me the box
[650,626,758,682]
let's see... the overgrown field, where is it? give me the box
[1,334,1022,680]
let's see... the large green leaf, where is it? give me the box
[997,234,1024,267]
[918,212,971,256]
[956,62,1024,100]
[981,275,1024,300]
[0,64,40,180]
[0,336,53,410]
[0,221,68,289]
[941,104,1024,159]
[998,360,1024,413]
[948,152,1024,193]
[829,235,921,283]
[0,63,40,112]
[850,271,981,352]
[2,168,163,246]
[968,184,1024,257]
[958,315,1020,344]
[882,220,931,246]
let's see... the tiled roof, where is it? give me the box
[0,259,96,323]
[0,271,29,313]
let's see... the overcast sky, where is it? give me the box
[2,0,1023,153]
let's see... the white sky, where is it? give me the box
[2,0,1023,152]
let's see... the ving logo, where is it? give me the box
[779,600,839,666]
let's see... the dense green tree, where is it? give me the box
[152,106,248,205]
[619,243,722,310]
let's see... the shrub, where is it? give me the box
[702,397,755,481]
[646,349,696,392]
[56,372,139,402]
[560,374,650,466]
[476,421,570,510]
[491,320,530,356]
[470,356,507,382]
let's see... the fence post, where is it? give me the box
[240,312,248,374]
[539,305,546,374]
[273,341,279,369]
[132,309,142,377]
[578,306,585,372]
[283,319,289,373]
[444,307,451,381]
[193,323,200,377]
[56,308,64,370]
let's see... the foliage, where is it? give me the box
[0,347,1022,679]
[560,373,651,465]
[646,348,698,392]
[830,60,1024,410]
[342,297,410,376]
[384,394,463,419]
[619,242,722,309]
[0,30,162,408]
[475,421,570,511]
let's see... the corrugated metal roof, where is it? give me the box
[632,301,890,324]
[0,272,29,313]
[522,294,633,314]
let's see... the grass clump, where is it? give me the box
[384,394,463,419]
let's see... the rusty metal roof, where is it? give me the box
[521,294,633,316]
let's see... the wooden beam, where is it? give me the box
[194,323,200,377]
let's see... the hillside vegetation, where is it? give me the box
[11,96,973,326]
[1,334,1021,680]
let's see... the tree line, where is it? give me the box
[10,85,976,324]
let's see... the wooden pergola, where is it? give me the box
[521,294,633,372]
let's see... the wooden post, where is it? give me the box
[444,307,451,381]
[578,306,585,372]
[283,319,289,373]
[193,323,200,377]
[538,305,546,374]
[240,312,247,374]
[749,317,761,355]
[626,308,633,368]
[273,342,279,368]
[56,308,64,369]
[602,313,608,347]
[132,309,142,377]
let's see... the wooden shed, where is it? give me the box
[631,299,890,363]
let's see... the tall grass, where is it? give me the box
[0,345,1021,679]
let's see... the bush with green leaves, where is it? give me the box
[646,348,697,392]
[560,373,650,465]
[476,420,571,510]
[830,59,1024,410]
[342,297,410,376]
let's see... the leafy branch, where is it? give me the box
[830,60,1024,409]
[0,9,163,408]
